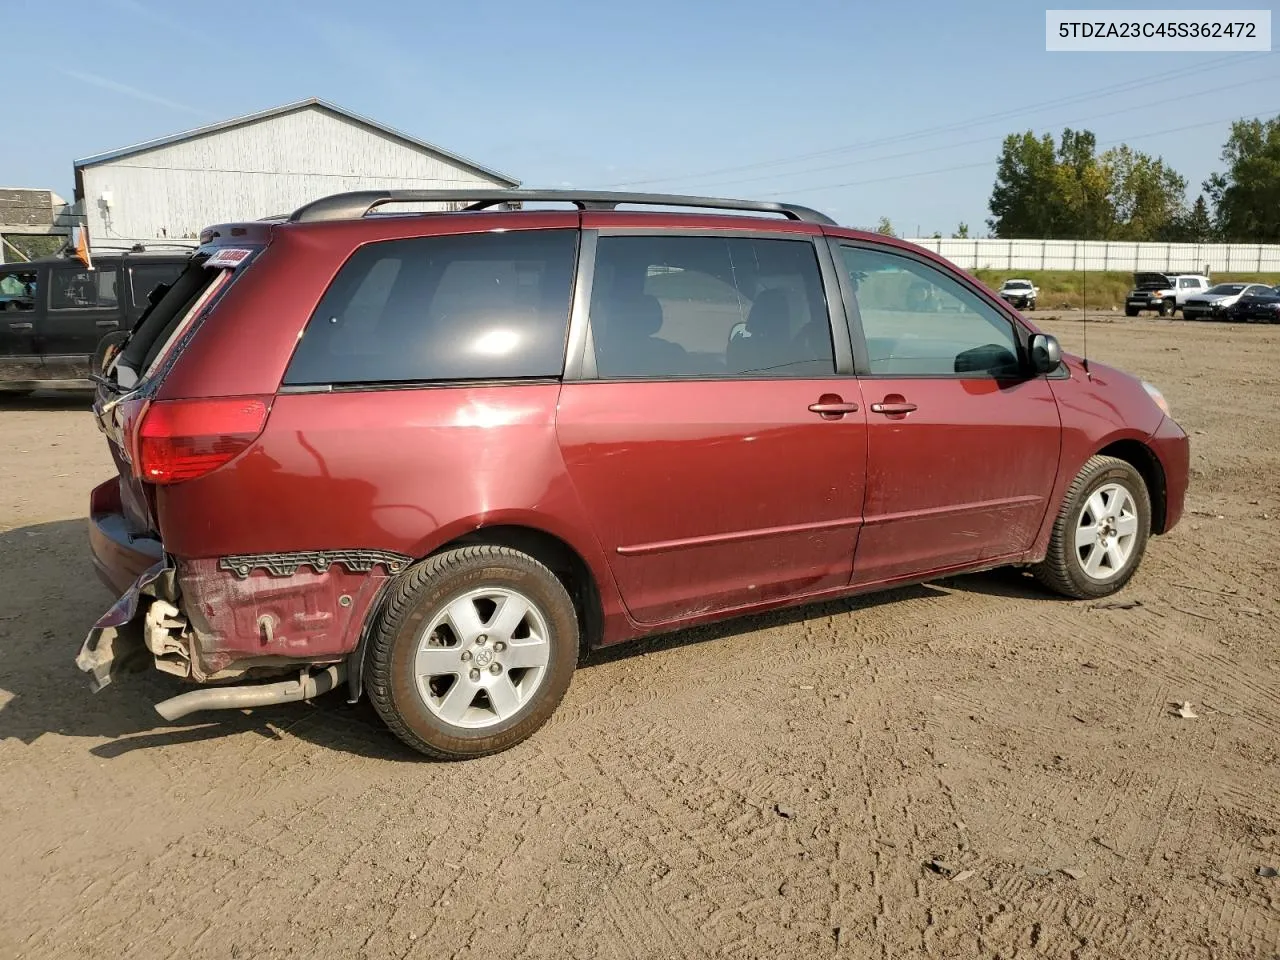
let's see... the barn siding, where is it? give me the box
[80,107,511,243]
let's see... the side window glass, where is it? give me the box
[589,235,833,379]
[840,246,1021,377]
[0,269,37,310]
[285,229,578,385]
[49,267,118,310]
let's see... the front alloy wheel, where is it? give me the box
[1034,455,1152,599]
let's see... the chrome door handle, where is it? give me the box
[808,401,860,415]
[870,401,918,415]
[95,320,118,328]
[7,321,32,331]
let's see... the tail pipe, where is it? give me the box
[154,664,345,722]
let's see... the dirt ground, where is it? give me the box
[1,315,1277,960]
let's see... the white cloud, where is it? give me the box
[60,68,201,115]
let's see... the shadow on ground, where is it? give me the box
[0,516,1061,761]
[0,391,95,412]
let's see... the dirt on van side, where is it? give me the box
[0,314,1277,960]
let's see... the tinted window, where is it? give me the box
[49,266,119,310]
[840,246,1021,377]
[130,262,185,308]
[589,235,832,379]
[285,230,577,385]
[1205,284,1246,295]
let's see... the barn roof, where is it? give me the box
[73,98,519,186]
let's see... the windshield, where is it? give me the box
[1205,284,1246,295]
[1003,280,1031,289]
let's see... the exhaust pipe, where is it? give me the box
[154,664,345,722]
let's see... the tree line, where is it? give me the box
[982,116,1280,243]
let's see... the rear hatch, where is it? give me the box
[92,244,261,539]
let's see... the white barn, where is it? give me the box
[72,98,519,248]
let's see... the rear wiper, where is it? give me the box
[90,373,125,395]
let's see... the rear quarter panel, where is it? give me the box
[154,385,624,666]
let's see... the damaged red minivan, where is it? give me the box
[80,189,1189,759]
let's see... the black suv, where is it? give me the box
[0,249,189,392]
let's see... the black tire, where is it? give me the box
[1033,455,1152,600]
[1125,307,1139,317]
[1027,299,1036,312]
[366,545,579,759]
[1158,300,1173,317]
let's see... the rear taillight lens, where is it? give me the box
[135,396,270,484]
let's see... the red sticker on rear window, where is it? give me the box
[204,248,253,269]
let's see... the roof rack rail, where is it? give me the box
[287,189,836,226]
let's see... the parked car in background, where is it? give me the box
[997,278,1038,311]
[1181,282,1274,321]
[1225,284,1280,323]
[79,189,1189,760]
[0,249,190,393]
[1125,272,1209,316]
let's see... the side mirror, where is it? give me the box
[1029,333,1061,374]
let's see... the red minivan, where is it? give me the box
[79,190,1189,759]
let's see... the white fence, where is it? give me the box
[905,238,1280,274]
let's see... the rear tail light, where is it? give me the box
[134,395,270,484]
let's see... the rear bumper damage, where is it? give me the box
[76,560,350,719]
[81,490,405,718]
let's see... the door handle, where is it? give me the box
[95,320,118,328]
[7,321,32,331]
[808,396,859,419]
[870,400,918,415]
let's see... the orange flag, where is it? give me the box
[73,226,93,270]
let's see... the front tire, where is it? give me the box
[1033,456,1152,600]
[1158,300,1173,317]
[1125,307,1139,317]
[366,545,579,759]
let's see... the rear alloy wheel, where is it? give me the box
[1033,455,1151,599]
[366,545,579,759]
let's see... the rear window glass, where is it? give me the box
[285,229,578,386]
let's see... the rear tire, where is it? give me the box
[366,545,579,759]
[1033,456,1151,600]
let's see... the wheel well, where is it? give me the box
[441,526,603,652]
[1098,439,1168,533]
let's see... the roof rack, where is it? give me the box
[287,189,836,226]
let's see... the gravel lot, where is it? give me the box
[1,315,1277,960]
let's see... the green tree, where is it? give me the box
[1052,128,1113,238]
[987,131,1059,237]
[1102,145,1187,241]
[1204,115,1280,242]
[875,217,896,237]
[1161,194,1215,243]
[951,222,970,238]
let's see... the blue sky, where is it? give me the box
[4,0,1277,235]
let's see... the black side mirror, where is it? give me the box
[1029,333,1062,374]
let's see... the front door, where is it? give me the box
[557,230,867,624]
[834,242,1062,585]
[40,262,124,361]
[0,264,40,374]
